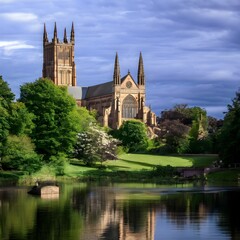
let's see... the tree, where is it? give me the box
[8,102,35,136]
[157,119,190,153]
[74,125,119,166]
[0,76,15,157]
[219,91,240,164]
[0,105,9,157]
[2,135,42,174]
[19,78,82,160]
[157,104,210,153]
[0,75,15,109]
[114,120,148,152]
[207,116,223,153]
[76,107,97,132]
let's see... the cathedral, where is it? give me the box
[42,23,156,129]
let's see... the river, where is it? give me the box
[0,182,239,240]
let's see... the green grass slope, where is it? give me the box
[65,153,218,178]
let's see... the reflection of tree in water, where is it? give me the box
[160,192,219,226]
[217,191,240,239]
[159,190,240,239]
[0,189,37,240]
[27,203,83,240]
[2,185,240,240]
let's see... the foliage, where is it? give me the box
[0,105,10,156]
[1,135,42,175]
[74,125,120,165]
[219,91,240,164]
[157,119,190,153]
[76,107,97,131]
[48,153,67,176]
[207,116,223,153]
[151,165,176,177]
[157,104,211,154]
[114,120,149,152]
[206,169,240,183]
[19,78,82,159]
[8,102,35,136]
[0,76,15,157]
[0,75,15,109]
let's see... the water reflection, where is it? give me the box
[0,183,239,240]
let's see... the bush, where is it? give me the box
[114,120,149,152]
[2,135,42,175]
[151,165,176,177]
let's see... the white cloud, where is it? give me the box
[0,41,35,56]
[0,13,38,22]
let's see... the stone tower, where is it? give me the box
[42,22,76,86]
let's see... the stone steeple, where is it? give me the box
[113,52,121,85]
[70,22,75,43]
[53,22,58,43]
[43,23,48,44]
[63,28,68,43]
[138,52,145,85]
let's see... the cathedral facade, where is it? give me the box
[42,23,156,129]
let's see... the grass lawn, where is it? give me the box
[65,153,218,178]
[206,169,240,183]
[104,153,218,170]
[0,154,219,183]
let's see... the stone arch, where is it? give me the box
[122,94,138,118]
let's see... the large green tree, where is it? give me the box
[0,76,15,158]
[19,78,82,160]
[219,91,240,164]
[8,102,35,136]
[114,120,148,152]
[0,75,15,108]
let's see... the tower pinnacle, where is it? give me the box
[53,22,58,42]
[63,28,68,43]
[138,52,145,85]
[70,22,75,43]
[113,52,121,85]
[43,23,48,44]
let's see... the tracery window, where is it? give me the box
[122,95,137,118]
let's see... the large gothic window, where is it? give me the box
[122,95,138,119]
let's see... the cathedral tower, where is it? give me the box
[42,22,76,86]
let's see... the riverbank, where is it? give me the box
[1,153,238,184]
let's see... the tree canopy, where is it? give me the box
[0,75,15,108]
[0,76,15,157]
[114,120,148,152]
[219,91,240,164]
[157,104,212,153]
[2,135,42,174]
[19,78,82,159]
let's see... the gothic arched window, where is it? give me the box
[122,95,137,119]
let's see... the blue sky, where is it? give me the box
[1,0,240,119]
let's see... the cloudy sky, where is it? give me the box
[1,0,240,119]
